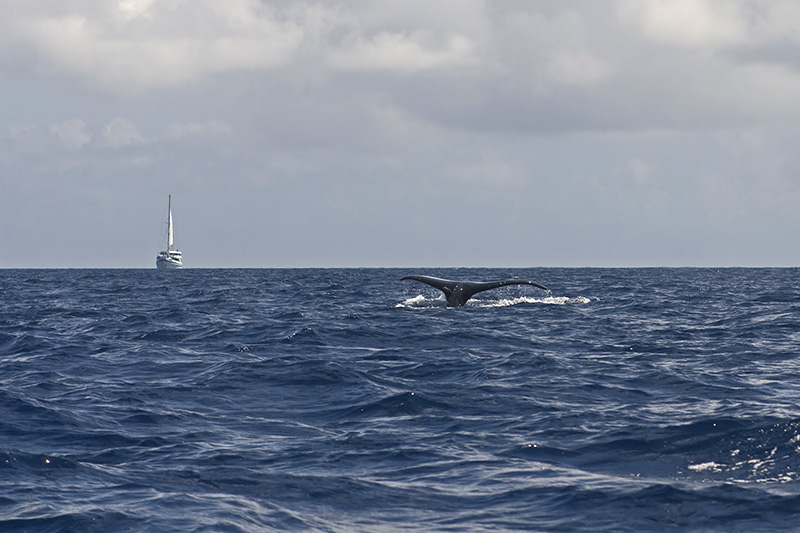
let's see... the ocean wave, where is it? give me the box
[3,268,800,531]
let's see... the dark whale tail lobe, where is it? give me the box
[401,275,549,307]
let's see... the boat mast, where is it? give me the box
[167,194,173,253]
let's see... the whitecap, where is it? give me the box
[687,462,724,472]
[395,295,442,308]
[471,295,592,308]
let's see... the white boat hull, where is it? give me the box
[156,256,182,269]
[156,249,182,269]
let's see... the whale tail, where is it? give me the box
[401,275,548,307]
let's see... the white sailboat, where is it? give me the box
[156,195,183,269]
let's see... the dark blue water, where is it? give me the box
[2,268,800,531]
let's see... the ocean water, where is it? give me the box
[2,268,800,532]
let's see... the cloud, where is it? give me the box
[617,0,748,48]
[165,120,232,140]
[117,0,159,21]
[103,118,144,147]
[2,0,304,94]
[50,119,92,149]
[545,50,611,85]
[4,1,800,267]
[5,0,800,134]
[327,31,477,72]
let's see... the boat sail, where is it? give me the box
[156,195,183,269]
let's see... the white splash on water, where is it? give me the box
[396,295,442,308]
[688,462,724,473]
[472,295,591,308]
[397,295,591,308]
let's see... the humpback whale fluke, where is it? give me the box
[401,275,549,307]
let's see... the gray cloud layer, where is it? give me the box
[2,0,800,267]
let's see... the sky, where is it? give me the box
[3,0,800,268]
